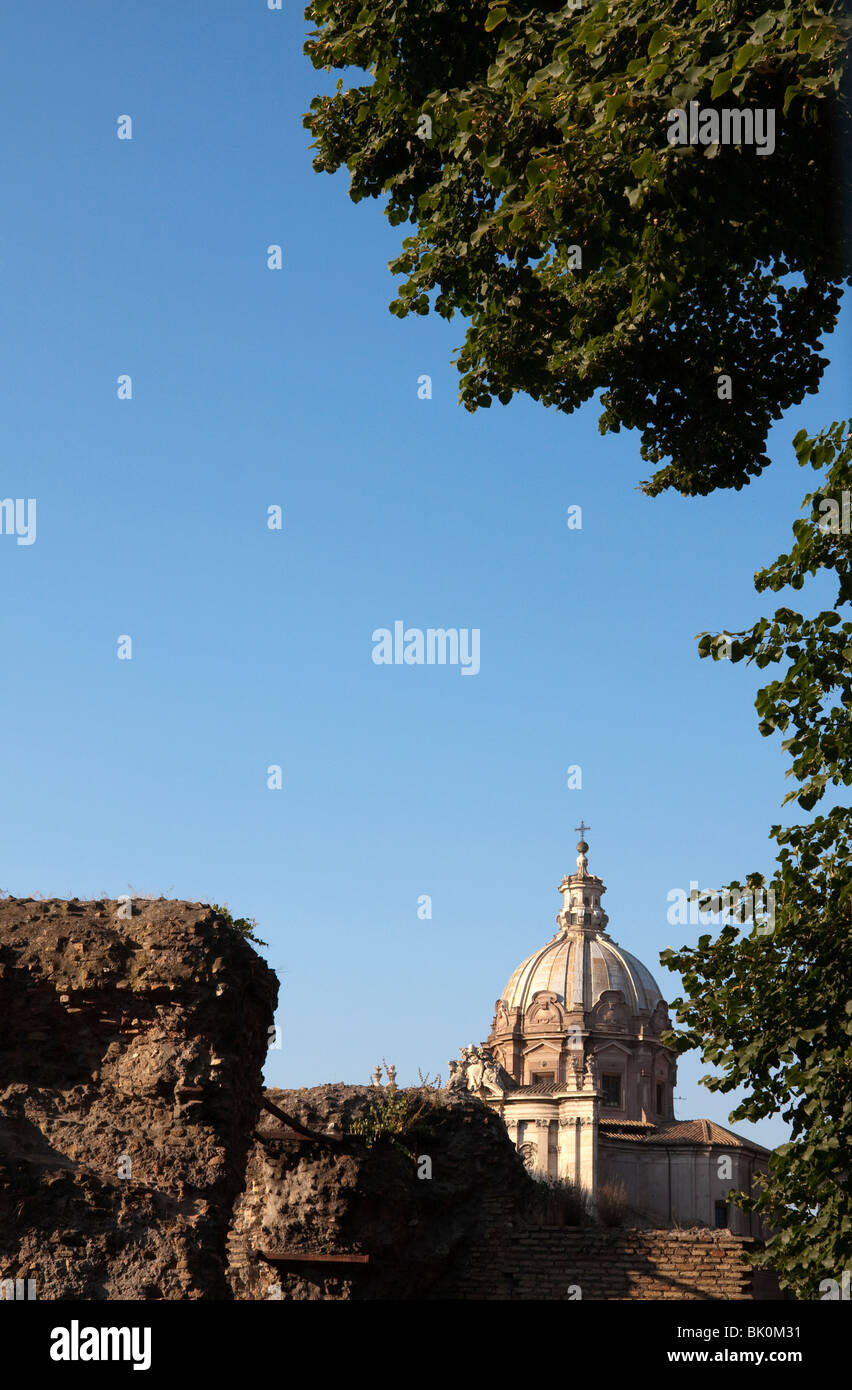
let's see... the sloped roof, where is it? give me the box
[600,1117,770,1154]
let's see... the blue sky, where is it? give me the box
[1,2,848,1152]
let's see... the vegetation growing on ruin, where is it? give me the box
[346,1074,445,1158]
[210,903,268,947]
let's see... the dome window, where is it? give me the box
[601,1073,622,1109]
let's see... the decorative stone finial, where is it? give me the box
[371,1065,382,1086]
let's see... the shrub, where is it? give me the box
[345,1084,443,1159]
[596,1178,629,1228]
[209,902,268,947]
[525,1174,592,1228]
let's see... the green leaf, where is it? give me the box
[751,14,777,39]
[606,93,628,120]
[783,84,802,116]
[484,7,507,32]
[630,150,655,179]
[711,70,732,99]
[733,42,757,74]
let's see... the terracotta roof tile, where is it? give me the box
[599,1118,769,1154]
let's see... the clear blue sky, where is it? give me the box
[1,2,848,1152]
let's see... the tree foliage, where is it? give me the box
[304,0,851,495]
[661,421,852,1296]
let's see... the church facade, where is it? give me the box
[448,835,769,1235]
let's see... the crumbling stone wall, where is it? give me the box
[0,898,276,1300]
[227,1083,533,1300]
[230,1085,782,1301]
[0,914,782,1303]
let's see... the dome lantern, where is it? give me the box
[556,823,610,933]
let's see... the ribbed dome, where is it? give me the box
[502,930,663,1017]
[498,839,664,1023]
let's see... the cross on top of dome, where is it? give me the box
[574,821,591,875]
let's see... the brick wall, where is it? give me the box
[436,1221,776,1300]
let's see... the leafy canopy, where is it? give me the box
[304,0,851,495]
[662,420,852,1295]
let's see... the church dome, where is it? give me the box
[503,931,663,1017]
[501,833,663,1020]
[484,832,674,1117]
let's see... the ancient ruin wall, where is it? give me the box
[228,1083,534,1300]
[229,1085,780,1301]
[0,914,780,1303]
[0,898,277,1300]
